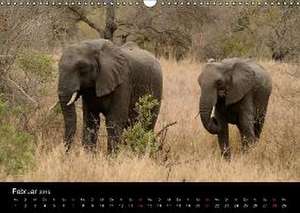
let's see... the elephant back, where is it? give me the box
[121,44,162,105]
[121,44,161,74]
[247,61,272,90]
[121,41,139,51]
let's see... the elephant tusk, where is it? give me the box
[207,58,216,63]
[66,92,78,106]
[210,106,216,118]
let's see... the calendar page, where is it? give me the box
[0,1,299,212]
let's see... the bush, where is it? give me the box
[135,94,159,129]
[222,36,252,57]
[16,50,55,82]
[0,97,35,174]
[0,125,35,174]
[122,95,159,156]
[0,95,8,118]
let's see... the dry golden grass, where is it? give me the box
[3,59,300,181]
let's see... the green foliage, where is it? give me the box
[122,122,158,156]
[0,97,35,174]
[0,95,8,118]
[122,95,159,156]
[0,124,35,174]
[222,35,252,57]
[0,94,31,121]
[232,16,250,32]
[136,95,159,129]
[198,7,300,61]
[16,50,55,82]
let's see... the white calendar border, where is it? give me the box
[0,1,299,7]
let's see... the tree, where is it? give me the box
[67,0,117,41]
[104,3,117,41]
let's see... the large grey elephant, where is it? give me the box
[198,58,272,159]
[58,39,163,153]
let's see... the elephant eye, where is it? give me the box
[79,68,88,76]
[216,79,224,88]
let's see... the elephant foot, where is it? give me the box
[64,143,72,153]
[242,140,256,153]
[82,143,97,155]
[107,145,119,157]
[241,144,250,154]
[241,135,257,152]
[107,137,121,156]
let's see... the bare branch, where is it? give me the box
[48,101,59,112]
[5,76,39,107]
[104,4,117,41]
[67,7,103,37]
[156,121,177,137]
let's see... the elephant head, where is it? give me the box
[198,59,255,134]
[57,39,127,147]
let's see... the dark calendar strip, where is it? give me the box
[0,182,298,212]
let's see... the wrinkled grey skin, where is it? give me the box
[198,58,272,160]
[58,39,163,153]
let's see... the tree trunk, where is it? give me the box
[103,1,117,41]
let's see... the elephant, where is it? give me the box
[198,58,272,159]
[58,39,163,153]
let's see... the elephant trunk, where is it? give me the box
[199,95,220,135]
[58,71,81,151]
[58,94,77,151]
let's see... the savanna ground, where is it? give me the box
[1,58,299,182]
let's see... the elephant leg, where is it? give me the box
[82,100,100,152]
[236,95,256,152]
[254,102,268,139]
[104,88,130,155]
[216,118,230,160]
[105,118,126,155]
[217,125,231,160]
[254,113,266,139]
[253,89,271,139]
[237,112,256,152]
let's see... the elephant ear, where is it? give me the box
[95,42,128,97]
[225,61,255,106]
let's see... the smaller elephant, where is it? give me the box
[198,58,272,159]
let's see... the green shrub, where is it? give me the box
[0,97,35,174]
[0,95,8,118]
[16,50,55,82]
[135,94,159,129]
[222,35,253,57]
[122,95,159,156]
[0,125,35,174]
